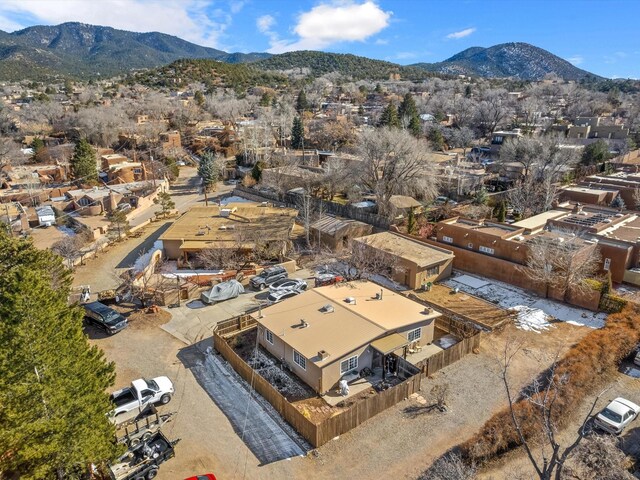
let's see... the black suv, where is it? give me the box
[83,301,128,335]
[249,266,288,290]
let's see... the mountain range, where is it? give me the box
[0,22,602,82]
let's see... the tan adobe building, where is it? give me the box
[353,231,454,289]
[101,154,147,184]
[159,203,298,263]
[309,215,373,252]
[160,131,182,153]
[255,281,441,394]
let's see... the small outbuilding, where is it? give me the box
[309,215,373,252]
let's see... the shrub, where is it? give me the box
[460,304,640,464]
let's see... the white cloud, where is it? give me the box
[266,1,392,54]
[257,15,275,33]
[446,27,476,40]
[395,51,416,60]
[568,55,584,65]
[374,38,389,45]
[0,0,240,48]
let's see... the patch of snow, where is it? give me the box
[367,273,405,291]
[57,225,76,236]
[159,260,224,278]
[434,334,459,349]
[133,240,163,272]
[450,274,490,289]
[443,273,607,331]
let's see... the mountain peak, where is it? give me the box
[414,42,601,81]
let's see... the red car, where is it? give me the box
[185,475,216,480]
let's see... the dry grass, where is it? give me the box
[461,304,640,463]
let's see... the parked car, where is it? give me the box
[433,196,457,206]
[200,279,244,305]
[83,301,128,335]
[315,272,344,287]
[249,266,288,290]
[269,278,307,294]
[110,377,175,417]
[109,431,179,480]
[184,475,217,480]
[593,397,640,434]
[225,178,240,185]
[633,344,640,367]
[267,289,302,304]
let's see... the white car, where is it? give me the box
[269,278,307,294]
[267,289,302,304]
[594,397,640,434]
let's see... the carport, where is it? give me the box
[370,333,411,380]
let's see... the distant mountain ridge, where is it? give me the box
[410,42,600,81]
[0,22,270,80]
[0,24,605,82]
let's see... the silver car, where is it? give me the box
[269,278,307,294]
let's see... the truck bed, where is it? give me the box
[110,389,136,408]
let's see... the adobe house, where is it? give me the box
[353,231,454,289]
[255,281,441,394]
[309,215,372,252]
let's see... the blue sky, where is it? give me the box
[0,0,638,78]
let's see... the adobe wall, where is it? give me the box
[422,238,601,311]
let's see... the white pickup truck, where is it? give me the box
[109,377,174,418]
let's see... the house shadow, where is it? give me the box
[116,222,172,268]
[176,339,308,465]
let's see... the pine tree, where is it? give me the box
[71,138,97,184]
[198,152,220,192]
[427,128,446,151]
[496,201,507,222]
[291,116,304,149]
[399,93,421,137]
[610,194,625,209]
[379,103,400,128]
[106,209,130,240]
[259,92,271,107]
[0,232,120,479]
[407,207,417,235]
[473,187,489,205]
[251,161,264,182]
[194,90,205,107]
[296,90,309,113]
[153,191,175,218]
[30,137,45,163]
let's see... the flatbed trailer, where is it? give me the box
[109,431,179,480]
[115,407,174,448]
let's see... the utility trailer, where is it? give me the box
[109,431,179,480]
[114,406,175,448]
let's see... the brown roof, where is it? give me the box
[354,231,453,268]
[160,203,297,248]
[256,281,440,366]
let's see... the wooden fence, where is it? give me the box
[214,314,257,337]
[417,333,481,377]
[213,328,424,448]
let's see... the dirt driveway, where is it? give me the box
[89,300,592,480]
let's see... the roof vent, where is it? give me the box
[299,319,309,328]
[423,307,433,315]
[345,297,356,305]
[320,304,334,313]
[259,201,268,207]
[318,350,329,360]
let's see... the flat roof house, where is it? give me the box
[353,231,454,289]
[255,281,441,394]
[159,203,298,263]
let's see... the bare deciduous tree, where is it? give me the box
[358,127,438,218]
[420,452,476,480]
[499,340,612,480]
[520,232,600,300]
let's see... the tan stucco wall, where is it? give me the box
[163,239,182,260]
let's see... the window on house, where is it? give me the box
[603,258,611,271]
[467,242,473,249]
[340,355,358,374]
[408,327,422,342]
[479,246,495,255]
[293,350,306,370]
[442,235,453,243]
[426,265,439,276]
[133,168,142,174]
[265,329,274,344]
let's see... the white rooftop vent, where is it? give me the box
[220,208,233,217]
[259,201,268,207]
[320,304,334,313]
[603,219,612,223]
[578,211,588,216]
[615,213,624,217]
[345,297,356,305]
[299,319,309,328]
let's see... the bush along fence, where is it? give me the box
[459,303,640,464]
[233,185,391,229]
[213,311,479,447]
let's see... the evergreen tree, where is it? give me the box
[296,90,309,113]
[610,194,625,209]
[71,138,98,184]
[378,103,400,128]
[153,191,175,218]
[398,93,421,137]
[106,209,130,240]
[259,92,271,107]
[0,232,120,478]
[198,152,220,192]
[194,90,205,107]
[581,139,611,165]
[30,137,45,163]
[496,201,507,222]
[407,207,417,235]
[427,128,446,151]
[464,85,472,98]
[251,161,264,182]
[291,116,304,149]
[473,186,489,205]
